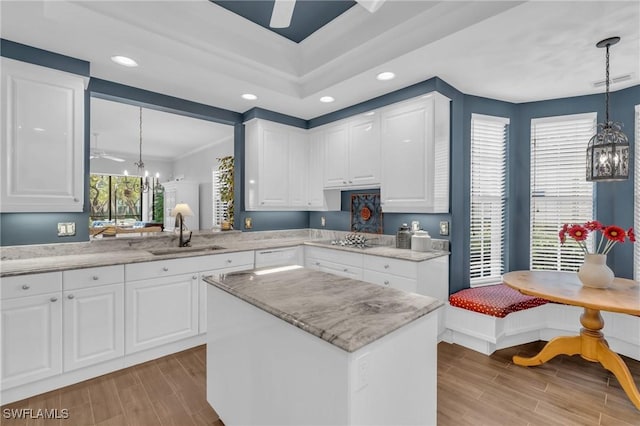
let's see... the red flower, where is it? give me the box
[585,220,603,231]
[558,229,567,244]
[628,227,636,243]
[567,224,588,241]
[603,225,626,243]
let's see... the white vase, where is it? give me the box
[577,254,614,288]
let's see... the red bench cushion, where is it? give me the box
[449,284,549,318]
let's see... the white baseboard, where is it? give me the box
[1,334,206,405]
[445,303,640,362]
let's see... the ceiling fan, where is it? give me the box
[90,133,125,162]
[270,0,386,28]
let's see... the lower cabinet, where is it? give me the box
[125,273,199,354]
[304,246,363,280]
[63,284,124,372]
[1,292,63,389]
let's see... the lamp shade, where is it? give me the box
[171,203,194,217]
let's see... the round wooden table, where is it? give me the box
[503,270,640,410]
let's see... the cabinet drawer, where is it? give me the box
[363,255,417,279]
[255,246,302,268]
[199,251,254,271]
[363,270,417,294]
[305,257,363,280]
[1,272,62,299]
[126,258,196,282]
[63,265,124,290]
[304,246,363,267]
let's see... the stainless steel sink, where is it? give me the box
[148,245,225,255]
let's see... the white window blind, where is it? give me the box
[530,113,596,271]
[635,105,639,280]
[212,170,227,227]
[470,114,509,286]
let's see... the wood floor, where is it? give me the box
[2,341,639,425]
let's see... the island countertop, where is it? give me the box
[203,267,443,352]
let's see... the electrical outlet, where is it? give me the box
[57,222,76,237]
[355,352,371,391]
[320,216,326,227]
[244,217,252,229]
[439,221,449,236]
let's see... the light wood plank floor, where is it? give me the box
[2,341,639,425]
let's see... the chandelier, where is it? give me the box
[134,106,151,192]
[586,36,630,182]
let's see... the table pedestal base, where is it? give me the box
[512,308,640,410]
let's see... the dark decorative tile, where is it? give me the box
[350,194,382,233]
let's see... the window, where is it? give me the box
[635,105,639,280]
[89,174,143,223]
[530,113,596,271]
[470,114,509,286]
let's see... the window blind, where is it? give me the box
[470,114,509,286]
[635,105,639,280]
[212,170,227,227]
[530,113,596,271]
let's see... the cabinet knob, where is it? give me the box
[192,275,198,280]
[343,268,348,272]
[315,262,320,266]
[226,259,233,263]
[92,276,99,281]
[22,284,30,290]
[384,264,389,269]
[348,180,353,184]
[162,267,169,272]
[384,280,390,286]
[73,198,79,202]
[343,180,347,184]
[50,297,58,302]
[67,294,75,299]
[261,202,265,205]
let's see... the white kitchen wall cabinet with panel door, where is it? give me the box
[322,113,381,189]
[380,92,451,213]
[0,58,87,212]
[307,129,340,211]
[163,180,199,231]
[1,272,63,390]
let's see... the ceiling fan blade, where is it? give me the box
[270,0,296,28]
[102,154,126,162]
[356,0,386,14]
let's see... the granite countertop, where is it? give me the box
[204,267,443,352]
[0,232,449,277]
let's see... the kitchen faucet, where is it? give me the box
[175,213,192,247]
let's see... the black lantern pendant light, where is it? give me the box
[586,36,630,182]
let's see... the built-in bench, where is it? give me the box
[441,284,640,361]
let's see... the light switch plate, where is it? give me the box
[57,222,76,236]
[244,217,252,229]
[439,221,449,236]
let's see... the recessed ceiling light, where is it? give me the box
[242,93,258,100]
[111,56,138,67]
[376,71,396,81]
[320,96,335,103]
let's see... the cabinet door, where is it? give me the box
[125,274,198,354]
[348,115,380,186]
[1,58,85,212]
[1,293,62,389]
[63,284,124,372]
[323,124,349,188]
[307,131,325,208]
[258,125,289,207]
[289,130,308,208]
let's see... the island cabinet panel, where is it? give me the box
[304,246,364,280]
[0,58,85,212]
[1,292,63,389]
[125,273,199,354]
[207,283,438,426]
[380,92,450,213]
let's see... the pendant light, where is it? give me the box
[134,107,151,192]
[586,36,630,182]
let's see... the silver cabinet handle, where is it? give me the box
[384,264,389,269]
[68,294,74,299]
[22,284,30,290]
[384,280,390,286]
[227,259,233,263]
[50,297,58,302]
[92,276,99,281]
[192,275,198,280]
[162,267,169,272]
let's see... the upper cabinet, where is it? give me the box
[1,58,86,212]
[380,93,451,213]
[323,113,381,189]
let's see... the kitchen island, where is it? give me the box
[204,266,443,426]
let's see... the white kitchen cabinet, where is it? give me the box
[380,92,450,213]
[63,283,124,372]
[245,119,310,210]
[304,246,363,280]
[62,266,125,371]
[0,58,86,212]
[125,273,199,354]
[323,113,381,189]
[1,292,63,389]
[163,181,199,231]
[307,130,340,211]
